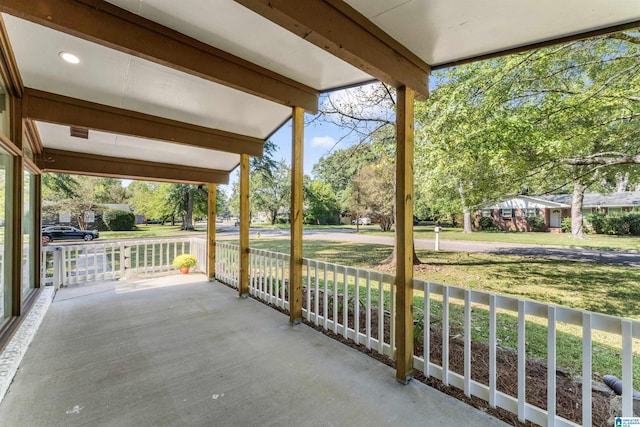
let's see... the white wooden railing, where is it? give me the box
[41,237,203,287]
[214,242,640,427]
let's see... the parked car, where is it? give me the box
[351,217,371,225]
[42,226,99,243]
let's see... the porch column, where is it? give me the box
[239,154,250,297]
[289,106,304,324]
[207,184,216,280]
[395,86,415,383]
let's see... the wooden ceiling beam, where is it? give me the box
[37,148,230,185]
[0,0,319,112]
[23,88,264,157]
[235,0,430,98]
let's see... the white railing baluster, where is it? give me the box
[518,300,526,423]
[622,319,633,417]
[442,286,449,386]
[354,269,360,345]
[547,306,556,426]
[365,271,371,349]
[343,267,349,339]
[323,263,328,329]
[489,294,497,408]
[377,273,384,354]
[582,312,592,426]
[306,260,311,321]
[314,261,319,325]
[424,281,430,377]
[390,275,395,357]
[333,264,338,334]
[464,290,471,397]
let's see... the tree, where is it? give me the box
[43,173,128,230]
[252,160,291,224]
[316,83,422,264]
[416,30,640,237]
[304,179,339,224]
[351,159,395,231]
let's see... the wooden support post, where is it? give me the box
[289,106,304,324]
[207,184,217,280]
[395,86,415,384]
[239,154,250,298]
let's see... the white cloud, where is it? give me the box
[310,136,338,149]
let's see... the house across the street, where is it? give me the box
[476,191,640,232]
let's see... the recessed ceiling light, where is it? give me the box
[59,51,80,64]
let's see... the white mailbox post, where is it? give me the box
[434,226,441,251]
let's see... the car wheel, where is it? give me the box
[84,234,94,241]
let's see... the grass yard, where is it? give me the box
[249,238,640,387]
[249,238,640,318]
[364,226,640,251]
[99,224,207,239]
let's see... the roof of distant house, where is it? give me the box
[100,204,133,212]
[484,191,640,209]
[535,191,640,208]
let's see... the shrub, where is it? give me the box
[478,217,494,230]
[526,216,546,232]
[623,213,640,236]
[586,213,607,234]
[561,217,572,233]
[604,216,629,236]
[103,209,135,231]
[172,254,197,268]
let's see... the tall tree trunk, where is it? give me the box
[570,181,588,239]
[379,243,422,267]
[462,207,473,233]
[458,181,473,233]
[182,188,195,231]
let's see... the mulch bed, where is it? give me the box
[235,283,611,426]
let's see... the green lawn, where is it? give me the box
[99,224,206,239]
[249,238,640,387]
[363,225,640,251]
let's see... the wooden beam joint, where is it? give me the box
[235,0,430,97]
[0,0,319,111]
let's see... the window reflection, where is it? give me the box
[0,148,11,324]
[22,169,35,300]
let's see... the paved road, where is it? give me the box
[215,227,640,267]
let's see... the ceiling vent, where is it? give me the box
[70,126,89,139]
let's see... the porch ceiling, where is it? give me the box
[1,0,638,184]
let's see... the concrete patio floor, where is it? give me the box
[0,274,507,426]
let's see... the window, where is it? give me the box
[481,209,492,217]
[22,169,36,300]
[523,208,539,217]
[499,208,513,218]
[0,147,12,327]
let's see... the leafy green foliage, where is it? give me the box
[478,217,495,230]
[415,30,640,237]
[103,209,135,231]
[587,212,640,235]
[304,180,339,224]
[561,217,572,233]
[526,216,546,232]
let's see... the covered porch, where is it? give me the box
[0,273,505,426]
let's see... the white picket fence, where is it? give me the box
[215,242,640,427]
[41,237,205,287]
